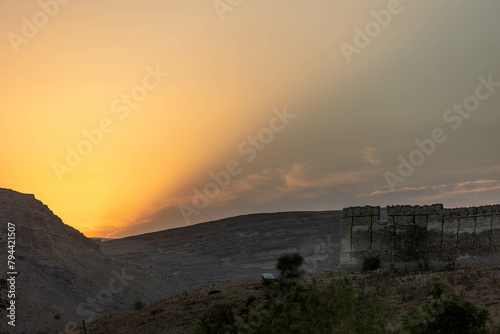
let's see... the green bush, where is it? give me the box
[401,294,488,333]
[195,305,236,334]
[261,276,273,287]
[243,276,390,333]
[362,255,381,272]
[426,281,444,299]
[245,295,257,308]
[276,253,304,279]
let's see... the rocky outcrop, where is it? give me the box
[0,188,185,334]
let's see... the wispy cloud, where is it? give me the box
[360,146,382,166]
[360,186,436,197]
[144,160,384,211]
[111,159,500,237]
[204,161,385,204]
[360,179,500,199]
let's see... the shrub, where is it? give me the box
[195,305,236,334]
[245,295,257,307]
[401,294,489,333]
[261,276,273,287]
[276,253,304,279]
[362,255,381,272]
[246,276,389,333]
[427,281,444,299]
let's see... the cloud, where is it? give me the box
[360,186,434,197]
[131,160,384,223]
[360,146,382,166]
[360,179,500,200]
[109,159,500,238]
[205,161,385,204]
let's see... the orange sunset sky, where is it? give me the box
[1,0,500,238]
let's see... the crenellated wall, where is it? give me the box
[341,204,500,271]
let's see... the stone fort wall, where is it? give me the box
[341,204,500,271]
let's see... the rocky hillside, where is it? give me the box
[100,211,342,291]
[0,188,341,333]
[0,188,186,334]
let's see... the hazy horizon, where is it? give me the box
[2,0,500,238]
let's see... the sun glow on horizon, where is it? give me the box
[2,1,500,238]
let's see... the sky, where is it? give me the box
[1,0,500,238]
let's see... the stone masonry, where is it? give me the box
[341,204,500,271]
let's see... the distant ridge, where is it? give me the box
[101,210,343,291]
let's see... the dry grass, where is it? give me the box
[81,280,266,334]
[78,266,500,333]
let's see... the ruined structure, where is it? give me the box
[341,204,500,271]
